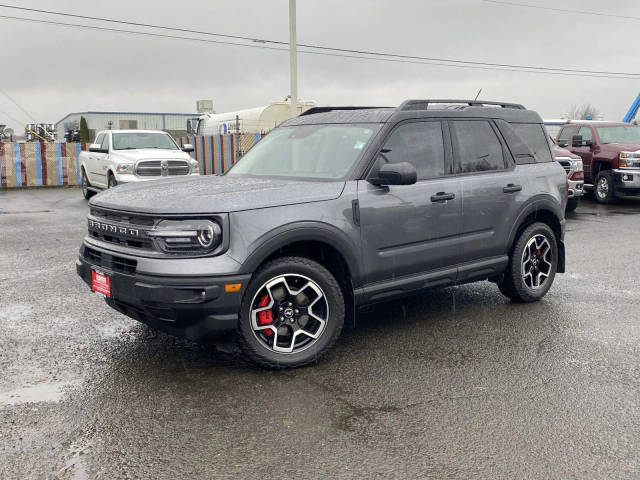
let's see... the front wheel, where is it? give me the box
[594,171,616,204]
[81,169,94,200]
[107,173,117,189]
[566,198,579,213]
[237,256,345,369]
[498,222,558,303]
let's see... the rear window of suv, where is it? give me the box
[510,123,553,163]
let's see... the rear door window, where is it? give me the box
[450,120,507,173]
[510,123,553,163]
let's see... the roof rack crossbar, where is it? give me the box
[299,106,389,116]
[399,99,525,111]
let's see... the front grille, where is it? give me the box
[135,160,190,177]
[556,159,571,174]
[84,247,137,274]
[88,207,155,250]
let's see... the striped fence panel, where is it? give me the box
[0,134,264,188]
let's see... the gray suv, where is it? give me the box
[76,100,567,368]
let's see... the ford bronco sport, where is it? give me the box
[77,100,567,369]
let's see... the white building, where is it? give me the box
[56,111,199,142]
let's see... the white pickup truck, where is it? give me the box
[79,129,199,199]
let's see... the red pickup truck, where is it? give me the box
[557,122,640,203]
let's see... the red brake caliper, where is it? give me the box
[257,294,273,336]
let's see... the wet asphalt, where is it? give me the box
[1,188,639,479]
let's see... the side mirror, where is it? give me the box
[572,135,592,148]
[89,144,108,153]
[557,140,569,148]
[182,143,195,153]
[370,162,417,186]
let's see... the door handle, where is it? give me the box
[503,184,522,193]
[430,192,456,202]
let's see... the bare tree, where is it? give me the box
[565,103,601,120]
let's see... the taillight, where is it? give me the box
[569,170,584,181]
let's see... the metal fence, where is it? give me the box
[0,133,263,188]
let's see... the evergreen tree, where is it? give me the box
[79,116,90,142]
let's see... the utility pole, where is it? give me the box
[235,114,241,163]
[289,0,298,118]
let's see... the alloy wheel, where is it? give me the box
[597,177,609,199]
[250,274,328,354]
[521,234,552,290]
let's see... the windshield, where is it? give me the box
[596,126,640,144]
[112,132,179,150]
[227,124,379,180]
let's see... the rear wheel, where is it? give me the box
[498,222,558,303]
[594,171,616,204]
[237,256,345,369]
[81,169,94,200]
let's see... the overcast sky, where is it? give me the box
[0,0,639,132]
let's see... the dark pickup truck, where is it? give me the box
[557,122,640,203]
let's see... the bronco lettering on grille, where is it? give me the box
[88,219,140,237]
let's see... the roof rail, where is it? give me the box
[398,99,526,111]
[299,106,388,116]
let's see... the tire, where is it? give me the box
[498,222,558,303]
[566,198,579,213]
[81,169,94,200]
[594,171,616,204]
[237,256,345,369]
[107,172,117,189]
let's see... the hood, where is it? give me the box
[552,145,580,160]
[111,149,192,163]
[90,175,346,214]
[599,143,640,153]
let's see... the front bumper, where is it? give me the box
[568,179,584,198]
[76,252,251,341]
[613,169,640,196]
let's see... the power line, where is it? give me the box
[2,4,640,78]
[479,0,640,21]
[1,11,640,80]
[0,106,25,126]
[0,85,34,121]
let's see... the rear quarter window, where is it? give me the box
[510,123,553,163]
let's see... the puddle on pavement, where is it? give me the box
[0,209,53,214]
[0,380,76,406]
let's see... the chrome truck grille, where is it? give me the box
[556,159,571,174]
[135,160,190,177]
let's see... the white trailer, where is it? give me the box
[192,98,316,136]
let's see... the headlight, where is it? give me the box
[147,219,221,254]
[116,163,134,173]
[190,160,200,172]
[572,159,583,170]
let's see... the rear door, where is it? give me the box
[358,120,462,286]
[450,119,525,277]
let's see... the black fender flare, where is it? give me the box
[239,221,362,285]
[507,195,565,272]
